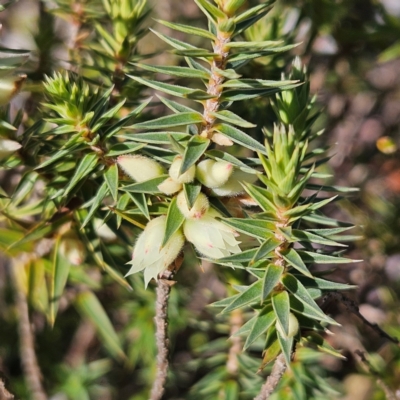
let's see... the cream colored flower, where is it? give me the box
[127,216,184,287]
[183,208,241,259]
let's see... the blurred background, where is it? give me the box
[0,0,400,399]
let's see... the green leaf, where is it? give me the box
[217,248,258,263]
[183,182,202,209]
[379,39,400,63]
[135,62,210,79]
[174,48,217,58]
[104,164,118,202]
[194,0,226,21]
[233,2,272,24]
[180,135,210,174]
[228,45,298,63]
[133,112,203,130]
[220,217,274,240]
[262,264,284,300]
[297,250,357,265]
[11,171,39,206]
[244,305,276,350]
[157,95,199,114]
[222,85,299,102]
[156,19,217,40]
[226,40,282,49]
[64,153,98,196]
[214,123,267,154]
[81,182,109,229]
[119,132,190,144]
[290,296,338,325]
[242,182,277,213]
[162,197,185,247]
[128,192,150,220]
[206,149,257,172]
[127,75,214,100]
[48,237,72,326]
[289,229,347,247]
[222,78,297,89]
[149,28,199,52]
[302,332,346,359]
[121,175,169,193]
[281,274,327,320]
[106,143,145,157]
[223,380,240,400]
[75,291,125,361]
[223,280,263,313]
[211,110,256,128]
[251,237,281,265]
[35,143,82,169]
[277,330,293,368]
[295,276,357,292]
[8,215,70,249]
[272,291,290,337]
[281,248,313,278]
[306,183,358,193]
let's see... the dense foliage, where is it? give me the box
[0,0,399,399]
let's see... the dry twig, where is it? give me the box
[322,291,399,345]
[254,353,289,400]
[149,271,175,400]
[11,262,47,400]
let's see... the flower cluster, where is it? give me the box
[117,155,256,285]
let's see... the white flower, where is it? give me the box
[183,208,241,259]
[127,216,184,287]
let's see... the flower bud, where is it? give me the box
[158,177,182,195]
[212,132,234,146]
[117,155,165,182]
[0,139,22,161]
[196,159,233,189]
[169,155,196,183]
[177,191,209,219]
[276,312,299,339]
[0,74,26,106]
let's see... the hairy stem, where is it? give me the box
[226,309,243,376]
[10,262,47,400]
[254,353,288,400]
[200,23,232,143]
[150,277,174,400]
